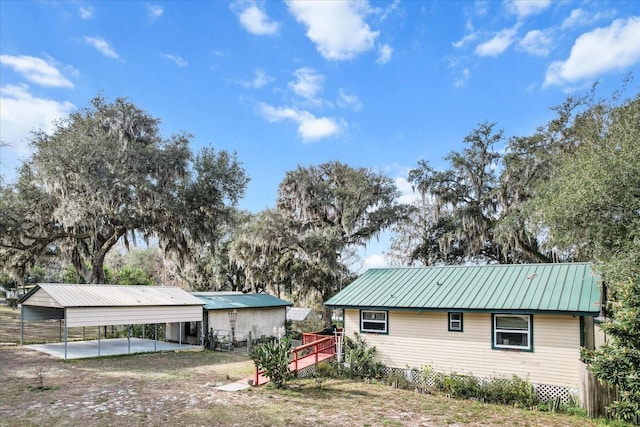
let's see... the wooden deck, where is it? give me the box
[242,334,338,386]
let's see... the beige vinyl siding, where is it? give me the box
[344,309,581,388]
[66,305,202,327]
[22,288,62,308]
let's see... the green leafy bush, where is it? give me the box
[434,372,479,399]
[344,333,383,379]
[249,337,293,388]
[478,375,537,407]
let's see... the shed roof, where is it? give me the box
[286,307,316,322]
[18,283,203,308]
[194,293,292,310]
[325,263,601,315]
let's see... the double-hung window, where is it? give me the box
[360,310,388,333]
[493,314,532,351]
[448,312,463,332]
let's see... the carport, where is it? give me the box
[18,283,204,360]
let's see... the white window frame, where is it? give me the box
[360,310,388,334]
[493,314,532,351]
[448,312,463,332]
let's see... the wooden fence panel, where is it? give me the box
[579,361,620,419]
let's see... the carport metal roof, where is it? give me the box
[18,283,203,307]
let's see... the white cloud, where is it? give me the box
[337,89,362,112]
[452,32,478,49]
[288,67,324,102]
[561,8,615,30]
[240,69,272,89]
[475,25,519,57]
[394,176,419,205]
[544,17,640,87]
[518,29,552,56]
[84,36,120,59]
[258,103,342,141]
[234,1,279,35]
[377,44,393,64]
[505,0,550,19]
[0,84,75,157]
[454,68,470,87]
[146,3,164,20]
[363,253,388,269]
[0,55,74,88]
[162,53,188,67]
[286,0,379,61]
[79,5,94,20]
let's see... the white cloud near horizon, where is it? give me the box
[0,84,75,157]
[286,0,380,61]
[505,0,551,19]
[234,1,279,36]
[544,17,640,87]
[0,55,74,88]
[362,253,388,269]
[518,29,552,56]
[258,103,342,141]
[162,53,188,67]
[475,25,519,56]
[84,36,120,59]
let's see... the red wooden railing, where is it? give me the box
[290,336,335,372]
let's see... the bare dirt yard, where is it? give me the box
[0,305,616,427]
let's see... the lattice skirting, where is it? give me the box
[380,366,576,404]
[296,364,317,379]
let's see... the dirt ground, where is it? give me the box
[0,306,611,427]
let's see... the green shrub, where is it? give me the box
[315,359,341,378]
[344,333,383,379]
[434,372,479,399]
[250,337,293,388]
[477,375,537,407]
[384,369,412,389]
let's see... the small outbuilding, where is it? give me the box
[18,283,204,359]
[166,292,292,347]
[325,262,602,402]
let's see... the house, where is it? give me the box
[166,292,292,346]
[325,263,602,401]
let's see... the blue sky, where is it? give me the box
[1,1,639,269]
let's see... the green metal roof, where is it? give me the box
[325,263,601,315]
[194,293,292,310]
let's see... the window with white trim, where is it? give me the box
[493,314,532,350]
[448,312,463,332]
[360,310,388,333]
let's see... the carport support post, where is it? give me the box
[20,305,24,345]
[179,321,183,348]
[154,324,157,351]
[64,310,68,361]
[98,325,101,357]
